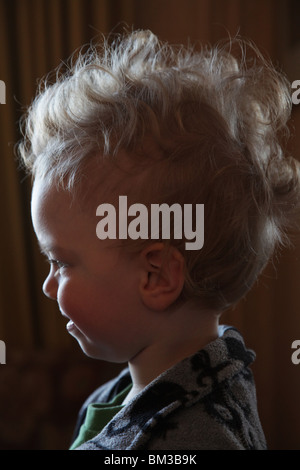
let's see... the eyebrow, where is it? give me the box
[38,243,68,257]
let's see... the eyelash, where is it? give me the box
[48,259,68,270]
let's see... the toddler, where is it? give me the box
[18,30,300,450]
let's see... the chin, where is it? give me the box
[68,325,133,363]
[75,339,104,360]
[76,338,128,364]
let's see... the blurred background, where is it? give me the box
[0,0,300,450]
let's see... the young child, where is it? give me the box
[18,30,300,450]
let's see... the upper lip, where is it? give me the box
[59,309,69,320]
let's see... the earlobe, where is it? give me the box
[139,243,185,311]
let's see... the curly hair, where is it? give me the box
[18,29,300,311]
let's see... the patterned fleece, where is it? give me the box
[72,326,267,450]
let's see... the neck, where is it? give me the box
[122,303,220,405]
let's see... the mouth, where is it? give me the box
[66,319,75,331]
[59,310,74,329]
[59,309,80,336]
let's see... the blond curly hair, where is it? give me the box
[18,30,300,310]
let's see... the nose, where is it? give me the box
[42,271,58,300]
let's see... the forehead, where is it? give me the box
[31,178,93,249]
[31,178,75,223]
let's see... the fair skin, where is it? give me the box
[31,176,220,404]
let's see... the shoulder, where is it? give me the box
[146,327,266,450]
[75,327,267,450]
[145,371,266,450]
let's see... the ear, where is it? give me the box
[139,242,185,311]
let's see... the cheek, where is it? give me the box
[56,277,90,320]
[56,264,142,337]
[57,277,111,331]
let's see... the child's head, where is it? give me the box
[31,175,183,362]
[19,30,300,318]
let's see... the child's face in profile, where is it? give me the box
[30,177,157,363]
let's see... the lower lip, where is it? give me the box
[66,320,76,331]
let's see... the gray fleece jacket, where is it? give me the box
[72,326,267,450]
